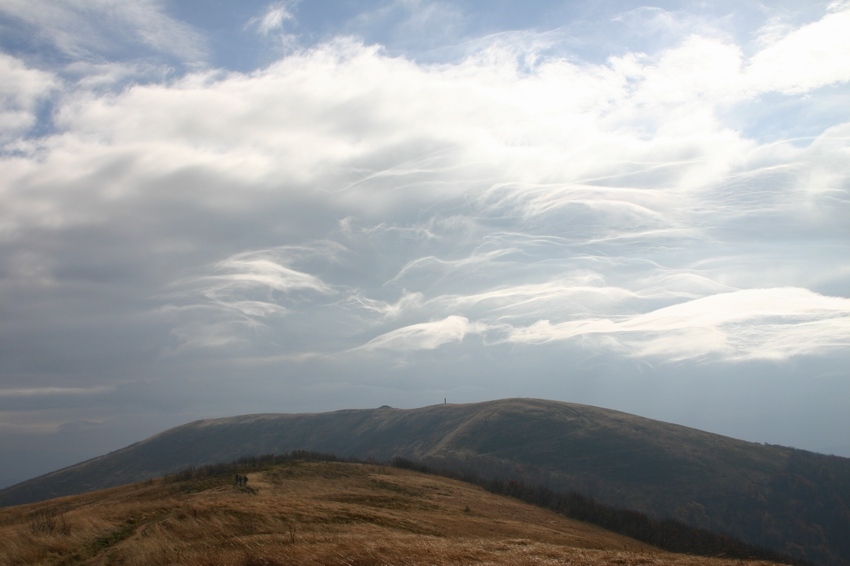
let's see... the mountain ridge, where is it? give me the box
[2,398,848,565]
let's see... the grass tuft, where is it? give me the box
[28,510,71,536]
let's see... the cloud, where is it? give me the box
[0,0,206,64]
[162,248,337,350]
[0,385,113,398]
[248,2,299,37]
[436,279,634,321]
[747,4,850,94]
[347,0,466,56]
[348,291,425,320]
[167,317,266,352]
[208,253,335,297]
[0,54,56,141]
[3,27,846,364]
[507,288,850,361]
[358,315,479,351]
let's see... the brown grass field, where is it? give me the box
[0,461,787,565]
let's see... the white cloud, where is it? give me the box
[0,0,206,63]
[0,385,113,398]
[358,315,479,351]
[747,5,850,94]
[209,255,334,297]
[507,288,850,361]
[248,2,298,36]
[438,279,633,320]
[27,28,842,231]
[160,249,337,350]
[0,4,848,389]
[3,28,846,365]
[746,5,850,94]
[0,54,56,141]
[633,36,744,106]
[348,291,425,320]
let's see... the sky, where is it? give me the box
[1,0,849,489]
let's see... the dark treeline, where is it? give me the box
[390,457,806,565]
[163,450,348,483]
[164,451,805,565]
[753,450,850,565]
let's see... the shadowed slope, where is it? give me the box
[0,399,787,503]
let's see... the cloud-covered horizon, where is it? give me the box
[1,0,849,487]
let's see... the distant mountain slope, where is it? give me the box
[2,398,849,565]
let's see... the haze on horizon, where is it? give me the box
[1,0,849,489]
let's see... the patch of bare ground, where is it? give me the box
[0,461,787,565]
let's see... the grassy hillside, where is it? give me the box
[0,459,787,566]
[2,398,848,565]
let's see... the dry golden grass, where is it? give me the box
[0,461,786,565]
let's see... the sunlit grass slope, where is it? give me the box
[0,460,786,566]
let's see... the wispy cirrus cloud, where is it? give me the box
[0,0,206,64]
[162,247,338,349]
[207,254,334,298]
[247,2,299,37]
[507,288,850,361]
[357,315,482,351]
[0,385,113,398]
